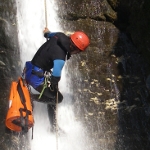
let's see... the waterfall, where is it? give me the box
[16,0,60,66]
[16,1,88,150]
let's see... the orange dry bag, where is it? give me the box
[5,77,34,132]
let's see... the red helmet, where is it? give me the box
[70,31,90,51]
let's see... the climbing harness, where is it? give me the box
[38,71,53,99]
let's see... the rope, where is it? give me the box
[38,77,47,99]
[44,1,58,149]
[44,0,48,28]
[55,91,59,150]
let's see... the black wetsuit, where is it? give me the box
[30,32,71,102]
[32,32,71,71]
[31,32,71,130]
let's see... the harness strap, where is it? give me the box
[31,65,44,78]
[15,79,32,132]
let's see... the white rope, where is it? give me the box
[44,1,59,149]
[44,0,48,27]
[55,91,59,150]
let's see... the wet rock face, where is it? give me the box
[56,0,150,149]
[0,0,20,82]
[0,0,21,149]
[57,0,117,22]
[0,0,18,49]
[115,0,150,65]
[57,0,150,67]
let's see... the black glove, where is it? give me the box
[44,32,50,38]
[50,76,60,92]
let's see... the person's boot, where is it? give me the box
[47,104,56,131]
[47,104,65,135]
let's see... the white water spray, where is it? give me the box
[16,1,87,150]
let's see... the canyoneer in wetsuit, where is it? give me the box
[23,27,90,131]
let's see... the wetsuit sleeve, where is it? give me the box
[50,59,65,85]
[44,32,57,38]
[52,59,65,77]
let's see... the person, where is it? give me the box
[22,27,90,132]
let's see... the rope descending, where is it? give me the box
[44,1,59,149]
[44,0,48,28]
[55,91,59,150]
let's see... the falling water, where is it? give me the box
[16,1,89,150]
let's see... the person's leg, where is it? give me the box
[32,85,64,132]
[47,104,56,131]
[33,85,56,103]
[36,85,63,103]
